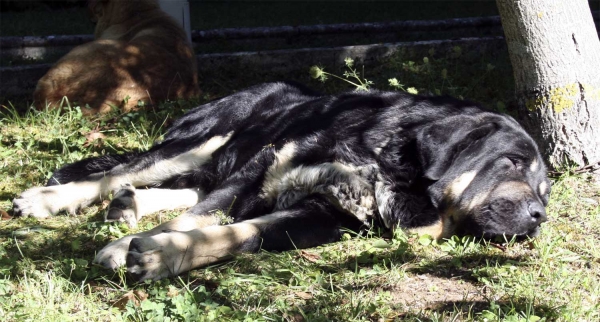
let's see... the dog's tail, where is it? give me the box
[47,152,139,186]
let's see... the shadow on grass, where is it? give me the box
[1,212,113,277]
[174,235,541,319]
[2,212,555,321]
[408,252,530,278]
[401,298,562,321]
[0,191,16,202]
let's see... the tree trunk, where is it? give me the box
[496,0,600,169]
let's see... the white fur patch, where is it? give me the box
[120,187,204,219]
[539,181,548,196]
[530,158,539,172]
[261,160,377,222]
[126,132,233,186]
[262,142,297,190]
[375,179,395,228]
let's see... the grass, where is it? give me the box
[1,51,599,321]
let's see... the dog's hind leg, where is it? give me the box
[47,152,139,186]
[13,174,124,218]
[105,184,204,227]
[13,132,232,218]
[124,195,364,281]
[13,153,138,218]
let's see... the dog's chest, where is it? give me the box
[259,154,380,223]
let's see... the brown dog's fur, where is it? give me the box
[34,0,199,114]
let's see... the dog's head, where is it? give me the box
[417,112,550,239]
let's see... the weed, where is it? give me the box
[308,46,513,116]
[310,58,373,91]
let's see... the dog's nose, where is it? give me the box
[528,202,547,224]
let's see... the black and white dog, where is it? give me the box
[13,82,550,281]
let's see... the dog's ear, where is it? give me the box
[417,118,498,180]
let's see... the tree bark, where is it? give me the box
[496,0,600,169]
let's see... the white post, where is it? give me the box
[158,0,192,43]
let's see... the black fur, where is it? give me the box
[55,81,549,234]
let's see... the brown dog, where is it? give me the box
[34,0,200,114]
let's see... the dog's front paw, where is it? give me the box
[13,187,66,218]
[94,236,137,270]
[126,232,189,281]
[106,184,139,228]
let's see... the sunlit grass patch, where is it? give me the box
[0,270,120,321]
